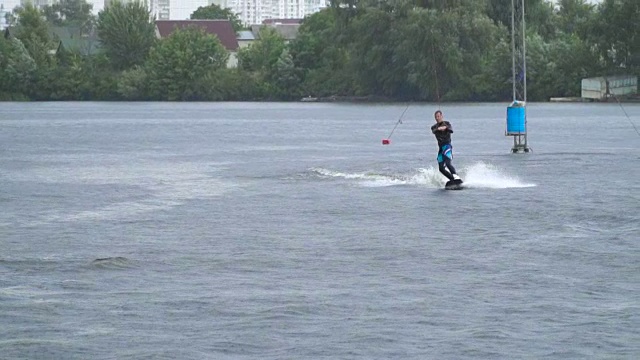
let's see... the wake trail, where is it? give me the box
[462,162,536,189]
[310,162,536,189]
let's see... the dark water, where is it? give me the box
[1,102,638,359]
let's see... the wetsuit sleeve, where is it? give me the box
[445,121,453,133]
[431,124,438,134]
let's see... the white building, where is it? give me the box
[0,0,325,24]
[277,0,302,19]
[20,0,55,7]
[104,0,148,8]
[150,0,215,20]
[0,0,20,14]
[101,0,169,19]
[581,75,638,100]
[0,3,7,30]
[222,0,326,26]
[169,0,208,20]
[147,0,170,19]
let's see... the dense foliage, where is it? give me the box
[190,4,243,33]
[1,0,638,101]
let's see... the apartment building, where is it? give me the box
[148,0,170,19]
[170,0,208,20]
[21,0,55,7]
[223,0,326,26]
[0,3,7,30]
[0,0,325,24]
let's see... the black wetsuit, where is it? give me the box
[430,121,457,181]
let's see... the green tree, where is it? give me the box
[43,0,95,33]
[190,4,243,33]
[348,7,408,97]
[396,9,460,100]
[237,27,301,99]
[35,52,86,100]
[0,36,36,99]
[556,0,596,37]
[145,26,229,100]
[272,49,302,99]
[289,9,339,71]
[587,0,640,72]
[289,9,354,96]
[85,53,120,99]
[468,37,513,101]
[97,1,156,70]
[1,0,630,102]
[11,3,56,67]
[215,69,262,100]
[394,6,501,101]
[518,32,599,100]
[486,0,558,39]
[548,34,601,96]
[117,65,148,100]
[238,27,285,74]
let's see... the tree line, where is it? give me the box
[1,0,638,101]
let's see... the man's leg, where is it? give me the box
[444,157,457,176]
[437,151,454,181]
[439,162,454,181]
[441,145,460,180]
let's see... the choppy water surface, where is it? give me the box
[1,102,639,359]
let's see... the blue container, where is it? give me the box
[506,105,526,134]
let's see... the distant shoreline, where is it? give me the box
[549,95,640,103]
[301,95,640,103]
[2,96,639,104]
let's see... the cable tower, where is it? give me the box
[506,0,531,153]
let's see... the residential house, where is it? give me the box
[251,18,301,43]
[50,26,101,57]
[155,19,240,68]
[237,30,255,48]
[262,18,302,25]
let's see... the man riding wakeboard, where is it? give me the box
[430,110,463,187]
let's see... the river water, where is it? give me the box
[1,102,638,359]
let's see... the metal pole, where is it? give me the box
[521,0,528,147]
[511,0,516,103]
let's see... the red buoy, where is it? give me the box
[382,139,390,145]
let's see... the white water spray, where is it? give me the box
[310,162,536,189]
[462,162,536,189]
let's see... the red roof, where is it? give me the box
[155,20,239,51]
[262,18,302,25]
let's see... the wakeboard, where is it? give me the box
[445,179,464,190]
